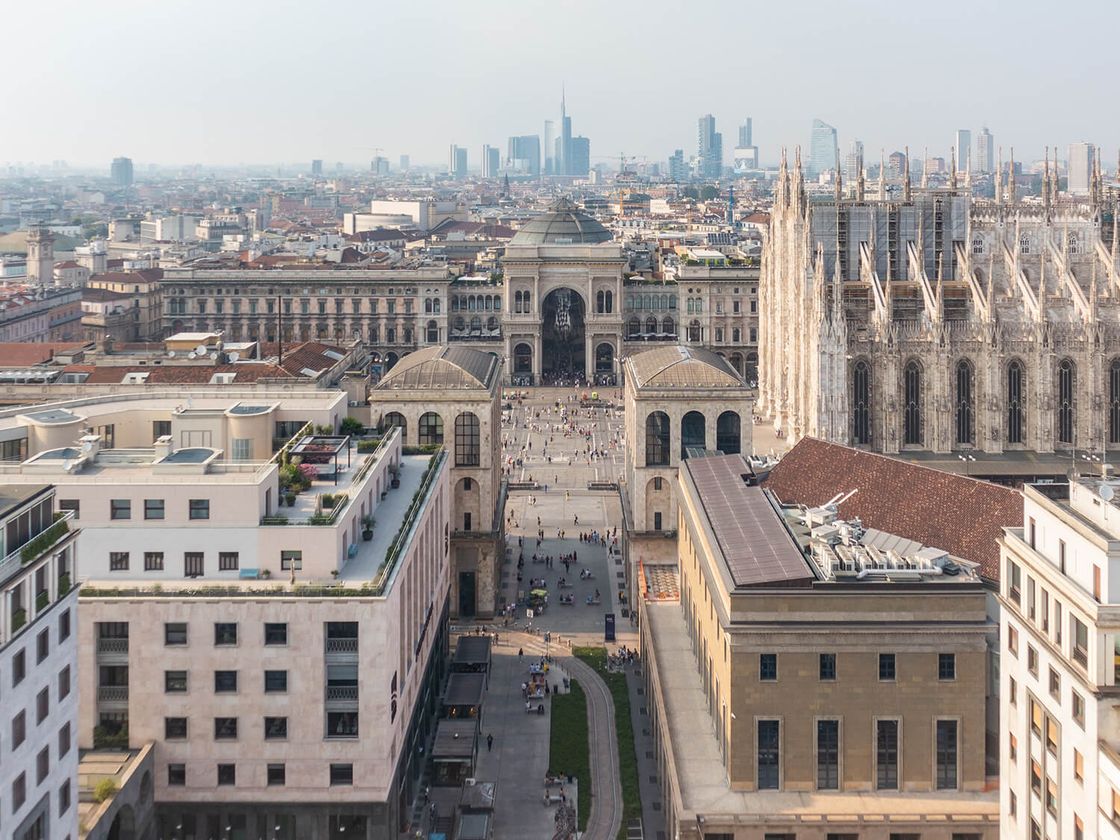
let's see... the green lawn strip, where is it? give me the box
[575,646,642,840]
[548,678,591,831]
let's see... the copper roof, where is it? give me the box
[763,437,1021,582]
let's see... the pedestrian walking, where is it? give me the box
[518,647,523,659]
[487,732,494,752]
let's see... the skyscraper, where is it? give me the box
[448,145,468,179]
[668,149,687,182]
[543,120,555,176]
[559,88,573,177]
[1068,142,1095,196]
[569,137,590,178]
[808,120,837,178]
[311,159,323,176]
[399,155,410,171]
[738,118,753,148]
[482,145,500,178]
[955,129,972,173]
[110,156,134,187]
[697,114,723,179]
[975,127,994,174]
[733,117,759,172]
[844,140,864,184]
[507,136,541,177]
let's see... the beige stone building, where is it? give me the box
[622,346,753,575]
[369,346,505,618]
[641,452,998,839]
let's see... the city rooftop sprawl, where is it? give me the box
[5,96,1120,840]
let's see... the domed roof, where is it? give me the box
[626,346,747,389]
[374,346,499,391]
[510,198,613,245]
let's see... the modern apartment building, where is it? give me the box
[0,485,81,840]
[641,453,998,838]
[1000,478,1120,838]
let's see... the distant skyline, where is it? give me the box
[3,0,1118,169]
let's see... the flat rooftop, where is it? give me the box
[644,601,998,822]
[0,484,48,519]
[453,635,492,666]
[442,672,486,707]
[684,454,813,588]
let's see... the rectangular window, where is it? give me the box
[144,499,164,520]
[217,764,236,785]
[1041,589,1049,632]
[1046,718,1058,756]
[1008,625,1018,656]
[214,717,238,739]
[58,665,70,699]
[165,671,187,692]
[218,552,239,571]
[109,552,130,571]
[37,746,49,783]
[816,719,839,790]
[265,623,288,645]
[165,622,188,645]
[1046,778,1058,815]
[37,629,49,663]
[326,711,359,738]
[757,719,780,790]
[330,763,354,785]
[280,551,302,571]
[214,623,237,645]
[232,438,252,461]
[59,779,71,815]
[58,722,71,757]
[819,653,836,681]
[59,608,70,641]
[1009,732,1017,761]
[879,653,896,681]
[13,772,25,810]
[1094,565,1102,601]
[37,687,49,723]
[759,653,777,681]
[1027,645,1038,677]
[936,720,958,789]
[1008,559,1022,602]
[1072,616,1089,668]
[876,720,899,789]
[938,653,956,680]
[265,717,288,740]
[265,670,288,693]
[13,649,25,685]
[189,499,210,520]
[58,499,79,520]
[12,710,26,747]
[1049,667,1061,699]
[1075,748,1084,783]
[144,552,164,571]
[1059,539,1066,573]
[1030,698,1043,736]
[214,670,238,692]
[153,420,171,439]
[268,764,286,786]
[1055,601,1063,645]
[184,552,204,578]
[1027,577,1036,620]
[1028,517,1036,548]
[165,717,188,739]
[110,499,131,520]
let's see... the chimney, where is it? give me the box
[153,435,173,461]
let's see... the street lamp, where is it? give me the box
[958,453,976,477]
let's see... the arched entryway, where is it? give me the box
[108,804,136,840]
[681,411,706,457]
[385,351,399,370]
[595,342,615,378]
[542,288,586,381]
[717,411,741,454]
[513,343,533,375]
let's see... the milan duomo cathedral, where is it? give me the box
[758,146,1120,457]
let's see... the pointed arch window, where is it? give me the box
[1007,360,1025,444]
[903,360,922,446]
[852,361,872,445]
[1110,358,1120,445]
[955,360,974,446]
[1057,358,1075,446]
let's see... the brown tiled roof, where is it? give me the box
[762,437,1021,582]
[0,343,89,366]
[79,363,291,384]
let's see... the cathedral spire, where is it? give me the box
[903,146,912,202]
[934,254,945,322]
[834,148,843,201]
[1090,259,1099,322]
[949,147,958,191]
[856,147,866,202]
[1043,147,1052,219]
[1007,147,1017,204]
[831,247,844,321]
[878,149,886,201]
[920,147,929,189]
[995,147,1004,204]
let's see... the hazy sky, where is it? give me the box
[3,0,1117,169]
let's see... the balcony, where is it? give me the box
[325,638,358,654]
[97,637,129,655]
[98,685,129,703]
[326,685,359,703]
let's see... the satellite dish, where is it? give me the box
[209,351,218,360]
[195,345,207,355]
[1101,484,1115,502]
[228,351,240,362]
[167,350,176,357]
[188,352,197,360]
[62,460,72,472]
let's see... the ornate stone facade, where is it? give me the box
[760,149,1120,456]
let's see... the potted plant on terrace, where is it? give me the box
[362,515,376,541]
[390,464,401,489]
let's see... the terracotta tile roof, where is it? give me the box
[0,343,89,366]
[762,437,1021,582]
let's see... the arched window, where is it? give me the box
[513,291,522,313]
[424,298,432,313]
[1068,231,1081,255]
[972,237,984,255]
[523,291,530,311]
[663,316,675,335]
[467,296,476,311]
[426,320,438,343]
[645,316,657,334]
[513,343,532,374]
[1110,359,1120,445]
[627,317,640,338]
[469,316,481,333]
[1007,360,1025,444]
[715,327,724,343]
[644,412,670,466]
[681,411,705,457]
[716,411,741,454]
[1019,234,1031,255]
[1057,358,1075,446]
[852,360,872,445]
[453,316,465,332]
[605,291,613,313]
[688,320,701,342]
[433,299,440,314]
[903,360,922,446]
[597,290,605,313]
[955,360,974,446]
[732,327,741,343]
[383,412,407,441]
[418,412,444,445]
[486,316,498,332]
[454,412,481,466]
